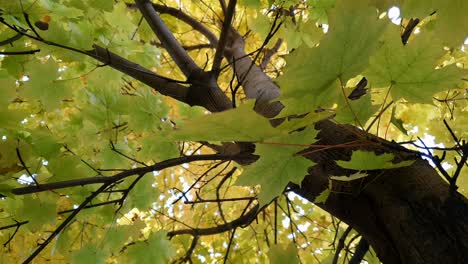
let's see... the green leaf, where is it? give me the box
[314,188,331,204]
[104,2,135,33]
[268,243,299,264]
[335,93,378,125]
[104,226,130,252]
[364,247,381,264]
[19,196,56,229]
[127,88,169,132]
[0,184,15,197]
[336,150,414,170]
[277,111,334,132]
[401,0,435,18]
[40,0,84,17]
[1,51,28,77]
[390,106,408,135]
[172,101,278,142]
[47,155,95,181]
[21,59,71,110]
[278,0,388,114]
[401,1,468,46]
[280,20,302,50]
[69,20,95,49]
[125,231,175,264]
[71,244,107,264]
[366,28,467,103]
[89,0,114,12]
[237,127,318,205]
[300,21,324,48]
[100,144,131,168]
[309,0,336,24]
[0,70,17,105]
[127,174,159,211]
[30,128,62,159]
[248,12,271,39]
[240,0,261,8]
[138,138,178,162]
[432,1,468,46]
[330,172,369,181]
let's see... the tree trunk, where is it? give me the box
[221,30,468,263]
[293,120,468,263]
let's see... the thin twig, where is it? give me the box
[16,148,40,186]
[0,32,23,46]
[0,49,40,55]
[167,204,259,237]
[332,226,353,264]
[22,183,110,264]
[223,228,237,264]
[212,0,237,75]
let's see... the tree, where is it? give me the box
[0,0,467,263]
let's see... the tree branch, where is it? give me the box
[135,0,201,78]
[22,183,110,264]
[127,3,219,46]
[12,154,244,195]
[152,3,219,46]
[349,237,369,264]
[88,45,190,103]
[332,226,353,264]
[0,49,40,55]
[260,38,283,70]
[224,28,284,118]
[0,18,193,106]
[212,0,237,74]
[0,32,23,46]
[167,204,259,237]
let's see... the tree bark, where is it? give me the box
[293,120,468,263]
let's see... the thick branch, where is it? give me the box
[225,29,283,118]
[135,0,200,77]
[88,45,190,103]
[349,238,370,264]
[212,0,237,74]
[12,154,243,195]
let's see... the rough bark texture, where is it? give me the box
[293,120,468,263]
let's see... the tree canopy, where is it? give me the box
[0,0,467,263]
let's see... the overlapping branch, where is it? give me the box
[135,0,201,77]
[167,203,259,237]
[12,153,245,195]
[212,0,237,74]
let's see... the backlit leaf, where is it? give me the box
[278,0,388,114]
[237,127,318,205]
[19,196,56,229]
[366,27,467,103]
[336,150,414,170]
[125,231,175,264]
[71,244,107,264]
[172,101,277,142]
[268,243,299,264]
